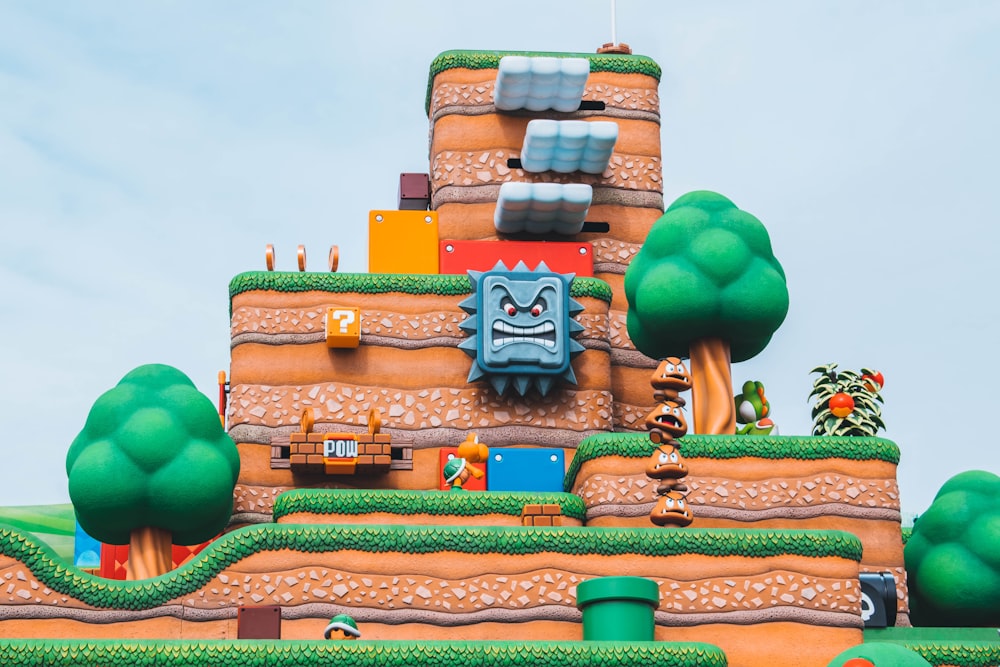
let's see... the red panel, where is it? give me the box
[439,240,593,277]
[172,539,212,568]
[97,538,215,580]
[438,448,488,491]
[99,543,129,580]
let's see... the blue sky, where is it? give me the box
[1,1,998,514]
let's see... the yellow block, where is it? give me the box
[368,210,439,274]
[325,307,361,348]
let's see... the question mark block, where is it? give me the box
[325,307,361,348]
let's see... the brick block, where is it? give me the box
[307,454,324,465]
[541,504,562,515]
[289,454,308,466]
[534,516,553,526]
[374,433,392,443]
[374,454,392,466]
[522,504,542,515]
[356,435,374,445]
[290,433,308,443]
[551,516,563,527]
[307,433,327,443]
[357,454,374,465]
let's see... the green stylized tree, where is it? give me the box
[904,470,1000,626]
[66,364,240,579]
[624,191,789,434]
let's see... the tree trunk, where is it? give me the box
[689,337,736,435]
[127,526,173,580]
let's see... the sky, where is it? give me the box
[1,1,998,516]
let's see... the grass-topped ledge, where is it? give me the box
[272,488,587,522]
[426,49,662,113]
[565,433,901,490]
[0,639,729,667]
[229,271,612,302]
[0,523,862,612]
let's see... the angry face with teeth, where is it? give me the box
[644,399,688,441]
[459,261,584,396]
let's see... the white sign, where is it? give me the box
[323,438,358,459]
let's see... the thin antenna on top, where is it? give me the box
[610,0,618,46]
[597,0,631,54]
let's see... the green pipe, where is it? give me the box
[576,576,660,641]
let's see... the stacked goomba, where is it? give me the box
[643,357,694,526]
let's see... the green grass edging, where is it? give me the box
[427,49,663,113]
[273,489,587,521]
[0,523,861,610]
[905,643,1000,667]
[229,272,612,311]
[0,640,728,667]
[565,433,901,490]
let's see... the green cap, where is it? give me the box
[324,613,360,638]
[443,457,467,484]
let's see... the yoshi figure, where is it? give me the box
[734,380,778,435]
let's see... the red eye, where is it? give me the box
[505,304,516,316]
[530,305,543,317]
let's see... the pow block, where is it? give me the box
[441,240,593,277]
[487,448,565,492]
[369,210,439,274]
[323,433,359,475]
[325,307,361,348]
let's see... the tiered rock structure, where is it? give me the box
[0,47,926,667]
[427,50,665,432]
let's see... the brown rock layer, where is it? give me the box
[429,69,660,120]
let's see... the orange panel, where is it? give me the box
[369,210,439,274]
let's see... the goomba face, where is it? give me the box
[644,400,688,439]
[650,357,691,394]
[645,443,688,479]
[650,491,693,527]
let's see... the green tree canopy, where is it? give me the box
[904,470,1000,626]
[624,190,788,363]
[66,364,240,546]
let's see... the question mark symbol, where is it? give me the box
[332,309,355,334]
